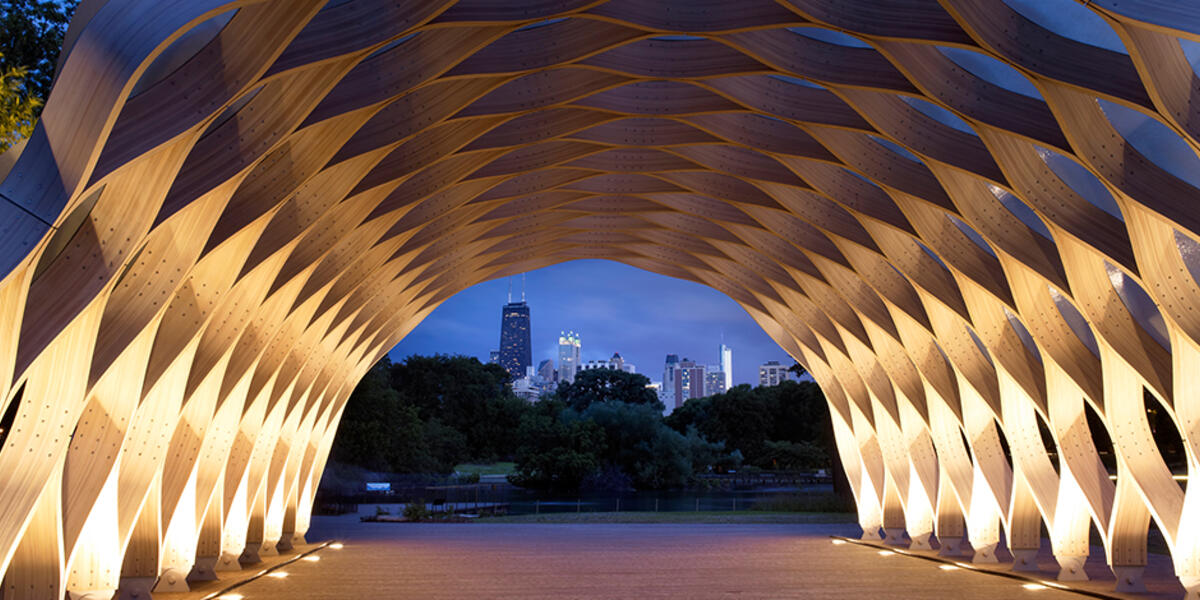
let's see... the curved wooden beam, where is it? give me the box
[2,1,1200,597]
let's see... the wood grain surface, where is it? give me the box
[1,0,1200,597]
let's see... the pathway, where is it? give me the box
[213,515,1088,599]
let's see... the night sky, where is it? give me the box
[387,260,794,386]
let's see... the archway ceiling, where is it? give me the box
[0,0,1195,426]
[2,0,1200,592]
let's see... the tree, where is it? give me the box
[767,380,828,443]
[580,401,693,489]
[663,394,712,433]
[0,58,37,151]
[331,359,431,473]
[508,400,606,490]
[0,1,77,150]
[787,360,808,379]
[554,368,662,412]
[330,358,468,474]
[420,417,469,473]
[388,354,528,461]
[689,384,774,464]
[681,427,740,474]
[759,440,828,470]
[0,1,76,103]
[665,380,833,469]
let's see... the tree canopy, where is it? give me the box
[508,399,606,490]
[508,366,747,491]
[330,358,467,474]
[0,59,37,151]
[665,380,831,469]
[388,354,525,461]
[331,355,525,473]
[329,355,835,493]
[0,1,75,101]
[0,1,76,150]
[554,367,662,412]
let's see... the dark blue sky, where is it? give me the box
[387,260,793,386]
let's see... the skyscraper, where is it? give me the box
[557,330,581,383]
[719,343,732,390]
[662,354,679,408]
[705,370,726,396]
[498,278,531,380]
[537,358,555,383]
[758,360,791,387]
[665,357,706,409]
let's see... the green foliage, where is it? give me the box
[787,361,808,379]
[0,1,75,101]
[332,354,531,476]
[0,58,37,151]
[454,462,515,476]
[389,354,525,461]
[665,380,830,469]
[331,358,467,474]
[759,440,828,470]
[329,354,832,494]
[420,417,469,472]
[580,401,691,489]
[508,401,606,490]
[554,367,663,412]
[0,1,77,149]
[510,396,747,491]
[402,501,430,521]
[681,427,740,474]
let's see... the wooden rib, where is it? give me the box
[3,1,1200,597]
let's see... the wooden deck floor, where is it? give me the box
[202,516,1100,599]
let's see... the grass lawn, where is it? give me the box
[480,511,856,524]
[454,462,516,476]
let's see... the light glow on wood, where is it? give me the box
[1,1,1200,597]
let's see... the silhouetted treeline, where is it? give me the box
[331,355,528,474]
[665,380,832,471]
[331,355,836,492]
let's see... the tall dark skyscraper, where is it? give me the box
[498,277,532,380]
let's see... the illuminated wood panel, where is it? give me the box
[1,0,1200,597]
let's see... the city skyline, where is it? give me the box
[387,260,796,386]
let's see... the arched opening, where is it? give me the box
[3,1,1200,597]
[320,259,842,517]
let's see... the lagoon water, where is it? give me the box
[500,483,833,515]
[345,482,842,518]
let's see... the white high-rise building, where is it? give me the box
[663,356,706,408]
[557,331,581,383]
[662,354,679,408]
[719,343,732,390]
[758,360,791,387]
[705,370,726,396]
